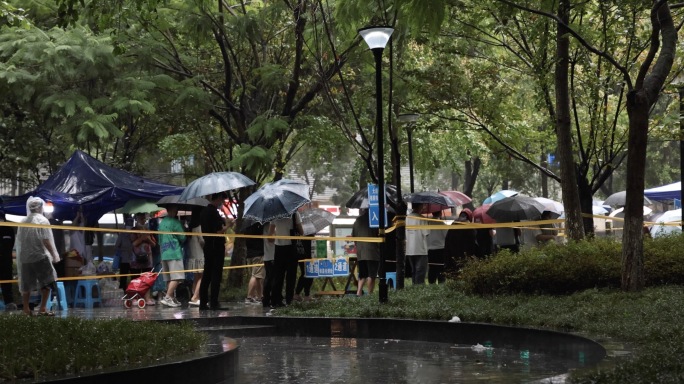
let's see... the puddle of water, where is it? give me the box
[232,336,584,384]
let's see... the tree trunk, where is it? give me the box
[621,94,649,291]
[620,0,676,291]
[577,175,595,236]
[555,0,584,241]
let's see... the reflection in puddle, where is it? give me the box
[234,336,583,383]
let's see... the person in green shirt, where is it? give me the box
[158,205,186,308]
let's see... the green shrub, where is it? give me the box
[459,234,684,295]
[0,317,205,381]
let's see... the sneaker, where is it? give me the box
[244,297,253,304]
[189,299,200,306]
[161,297,180,308]
[172,297,181,306]
[145,299,156,306]
[293,294,303,302]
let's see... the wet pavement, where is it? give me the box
[3,301,597,383]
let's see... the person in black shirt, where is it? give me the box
[199,193,228,310]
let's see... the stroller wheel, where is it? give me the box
[137,298,146,309]
[124,300,133,309]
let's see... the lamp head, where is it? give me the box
[358,27,394,50]
[397,113,420,123]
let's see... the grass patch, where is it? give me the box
[0,317,205,382]
[278,284,684,383]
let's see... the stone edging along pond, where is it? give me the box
[46,316,606,383]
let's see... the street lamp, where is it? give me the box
[359,26,393,303]
[397,113,420,193]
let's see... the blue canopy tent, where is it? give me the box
[644,181,681,203]
[0,150,185,223]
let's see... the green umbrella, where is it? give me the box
[118,199,161,214]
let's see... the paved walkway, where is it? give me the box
[5,300,269,321]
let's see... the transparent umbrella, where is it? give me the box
[179,172,256,201]
[299,208,335,235]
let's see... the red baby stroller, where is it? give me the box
[122,269,161,309]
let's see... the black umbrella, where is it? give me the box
[345,184,399,209]
[603,190,652,207]
[405,191,456,209]
[486,195,545,222]
[243,179,311,223]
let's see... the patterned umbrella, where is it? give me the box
[179,172,255,201]
[243,179,311,223]
[299,207,336,235]
[405,191,456,213]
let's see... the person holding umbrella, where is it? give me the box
[406,203,429,285]
[199,192,229,310]
[267,212,304,307]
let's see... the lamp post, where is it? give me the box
[674,74,684,224]
[397,113,420,193]
[359,26,393,303]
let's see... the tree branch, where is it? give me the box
[495,0,633,90]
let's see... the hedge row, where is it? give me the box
[458,234,684,295]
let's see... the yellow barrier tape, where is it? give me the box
[0,257,356,284]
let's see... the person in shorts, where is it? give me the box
[352,209,379,296]
[243,221,265,304]
[157,205,186,307]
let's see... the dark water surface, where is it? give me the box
[231,336,578,383]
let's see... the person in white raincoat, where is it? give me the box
[16,197,60,316]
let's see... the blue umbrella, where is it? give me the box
[483,190,519,205]
[179,172,256,201]
[243,179,311,223]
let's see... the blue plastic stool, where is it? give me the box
[73,279,102,308]
[385,272,397,290]
[47,282,68,311]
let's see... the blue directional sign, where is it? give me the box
[317,259,334,276]
[304,257,349,278]
[304,260,318,278]
[333,257,349,276]
[367,183,387,229]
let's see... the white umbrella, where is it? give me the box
[650,209,682,238]
[533,197,564,216]
[609,206,652,217]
